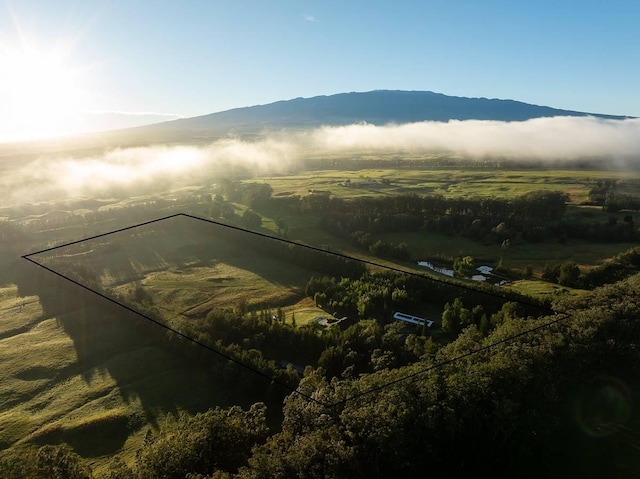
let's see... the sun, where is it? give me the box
[0,42,91,141]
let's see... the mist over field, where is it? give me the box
[2,116,639,204]
[312,116,640,160]
[0,139,298,204]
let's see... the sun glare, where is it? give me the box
[0,41,91,141]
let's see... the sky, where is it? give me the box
[1,0,639,141]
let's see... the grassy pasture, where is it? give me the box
[261,167,640,203]
[5,214,374,467]
[36,215,320,320]
[0,281,264,473]
[505,279,587,301]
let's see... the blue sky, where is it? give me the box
[1,0,639,138]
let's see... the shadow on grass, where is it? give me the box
[12,258,287,456]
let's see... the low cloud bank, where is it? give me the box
[1,138,298,204]
[2,116,639,205]
[312,116,640,160]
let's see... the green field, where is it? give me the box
[32,215,338,323]
[0,283,259,474]
[262,165,640,204]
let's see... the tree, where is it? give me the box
[276,217,289,238]
[453,256,475,278]
[242,209,262,229]
[241,183,273,209]
[442,301,460,335]
[442,298,473,336]
[36,444,93,479]
[135,404,269,479]
[542,263,560,283]
[558,261,580,287]
[524,264,534,278]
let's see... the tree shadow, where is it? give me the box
[11,258,287,457]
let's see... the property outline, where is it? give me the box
[22,212,571,409]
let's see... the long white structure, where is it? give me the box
[393,311,434,328]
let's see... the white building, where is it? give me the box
[393,311,434,328]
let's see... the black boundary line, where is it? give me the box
[21,215,322,406]
[22,212,572,409]
[19,255,323,405]
[180,213,552,315]
[23,213,184,256]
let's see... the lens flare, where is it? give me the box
[573,375,632,438]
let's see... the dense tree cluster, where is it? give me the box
[581,245,640,287]
[266,188,639,246]
[542,244,640,289]
[134,404,269,479]
[587,179,640,212]
[312,191,573,252]
[4,271,637,478]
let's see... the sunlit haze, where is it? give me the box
[0,0,639,141]
[0,41,91,140]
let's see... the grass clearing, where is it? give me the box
[0,287,42,336]
[505,279,587,300]
[34,215,337,324]
[0,278,265,469]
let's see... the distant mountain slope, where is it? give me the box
[23,90,629,151]
[146,90,631,134]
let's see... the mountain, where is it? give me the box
[6,90,631,152]
[144,89,630,130]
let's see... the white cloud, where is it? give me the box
[0,138,299,204]
[310,116,640,161]
[303,14,317,23]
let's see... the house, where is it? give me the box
[393,311,434,328]
[477,265,494,275]
[315,316,347,328]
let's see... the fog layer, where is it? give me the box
[312,116,640,159]
[2,116,639,205]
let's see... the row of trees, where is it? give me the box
[542,244,640,289]
[288,190,569,223]
[587,179,640,212]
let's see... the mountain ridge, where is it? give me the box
[5,90,632,152]
[122,89,631,143]
[168,89,631,127]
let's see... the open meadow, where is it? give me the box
[29,214,343,324]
